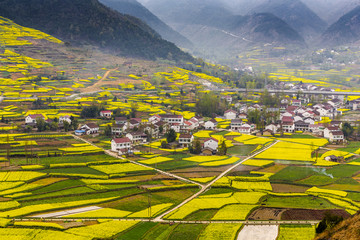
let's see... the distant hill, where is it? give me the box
[142,0,304,55]
[321,5,360,46]
[0,0,193,62]
[99,0,192,48]
[302,0,360,24]
[250,0,327,41]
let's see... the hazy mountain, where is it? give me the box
[99,0,192,48]
[0,0,193,61]
[321,5,360,46]
[141,0,231,27]
[250,0,327,41]
[141,0,304,54]
[302,0,360,24]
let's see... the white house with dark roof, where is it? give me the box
[126,132,147,144]
[25,114,45,125]
[204,119,217,130]
[329,131,344,143]
[203,138,219,151]
[80,123,99,135]
[224,110,237,120]
[231,119,242,131]
[111,137,132,153]
[111,124,126,136]
[178,134,194,147]
[115,117,127,125]
[159,114,184,124]
[324,126,340,139]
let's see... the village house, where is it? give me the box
[265,124,278,133]
[148,114,161,124]
[329,131,344,143]
[171,123,181,133]
[239,125,252,134]
[127,118,141,129]
[204,119,217,130]
[159,114,184,124]
[111,124,126,136]
[77,123,99,135]
[294,121,310,132]
[111,137,132,154]
[203,137,219,155]
[324,126,341,139]
[100,110,112,119]
[126,132,147,144]
[25,114,45,125]
[178,134,194,147]
[59,115,71,124]
[224,110,237,120]
[282,121,295,133]
[230,119,242,131]
[115,117,127,125]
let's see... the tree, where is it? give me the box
[342,122,354,139]
[166,129,176,143]
[218,140,227,156]
[50,121,58,131]
[193,140,202,154]
[104,124,112,137]
[36,117,46,132]
[161,140,167,148]
[63,121,70,132]
[159,125,164,134]
[316,212,343,234]
[196,92,227,117]
[71,118,79,130]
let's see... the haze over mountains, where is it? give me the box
[1,0,360,62]
[139,0,305,59]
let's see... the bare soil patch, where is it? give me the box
[247,207,287,220]
[271,183,309,193]
[281,209,351,220]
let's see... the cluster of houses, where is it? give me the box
[24,94,349,156]
[24,114,72,128]
[227,98,345,143]
[269,82,335,93]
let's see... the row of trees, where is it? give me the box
[35,116,78,132]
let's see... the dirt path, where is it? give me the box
[80,68,118,93]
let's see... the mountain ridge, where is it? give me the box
[99,0,193,48]
[0,0,193,61]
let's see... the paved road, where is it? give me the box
[225,88,360,96]
[154,140,279,221]
[18,217,319,225]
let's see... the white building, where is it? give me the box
[79,123,99,135]
[126,132,147,144]
[329,131,344,143]
[324,126,340,139]
[160,114,184,124]
[224,110,237,120]
[111,137,132,154]
[204,119,217,130]
[203,138,219,151]
[25,114,45,125]
[178,134,194,147]
[59,115,72,124]
[100,110,112,119]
